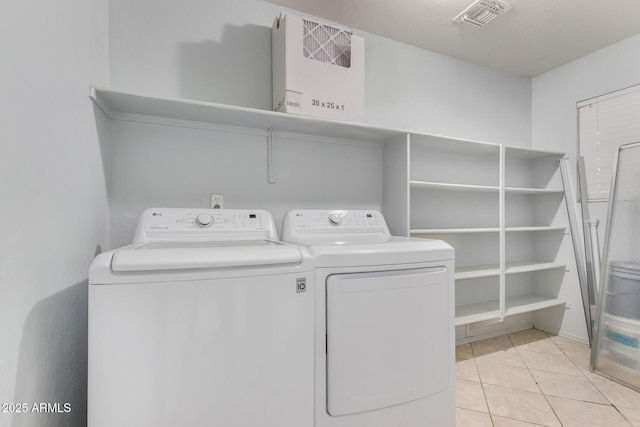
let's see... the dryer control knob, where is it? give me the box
[328,213,342,226]
[195,213,214,228]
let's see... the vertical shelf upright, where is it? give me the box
[499,144,506,320]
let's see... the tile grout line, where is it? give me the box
[470,334,558,427]
[545,331,638,426]
[471,331,557,426]
[579,361,637,425]
[469,342,497,426]
[544,331,619,406]
[538,331,576,426]
[510,330,565,426]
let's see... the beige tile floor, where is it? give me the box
[456,328,640,426]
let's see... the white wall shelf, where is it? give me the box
[504,146,565,160]
[505,187,565,195]
[456,264,501,280]
[455,261,566,280]
[455,301,500,326]
[505,295,566,317]
[506,226,567,232]
[410,181,499,192]
[411,228,500,235]
[506,261,566,274]
[90,86,407,144]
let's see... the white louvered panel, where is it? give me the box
[578,84,640,201]
[578,103,603,200]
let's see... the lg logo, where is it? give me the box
[296,278,307,293]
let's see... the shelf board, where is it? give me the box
[455,301,500,326]
[411,227,499,235]
[506,261,567,274]
[89,86,406,143]
[410,133,501,154]
[505,187,565,195]
[506,226,566,232]
[454,261,566,280]
[410,181,499,192]
[505,295,566,316]
[413,226,565,234]
[456,264,500,280]
[409,183,564,195]
[455,295,566,326]
[505,146,566,160]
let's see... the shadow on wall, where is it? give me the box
[12,280,88,427]
[178,23,273,110]
[92,102,110,191]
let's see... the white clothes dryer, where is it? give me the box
[88,208,314,427]
[282,209,455,427]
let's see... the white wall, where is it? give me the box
[531,33,640,341]
[0,0,108,426]
[106,0,532,245]
[364,33,531,145]
[107,122,384,248]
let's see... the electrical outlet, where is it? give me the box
[210,194,224,209]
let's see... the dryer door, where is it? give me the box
[326,267,451,417]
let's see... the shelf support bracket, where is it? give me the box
[267,127,277,184]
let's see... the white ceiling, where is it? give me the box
[264,0,640,77]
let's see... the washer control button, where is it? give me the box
[195,213,214,228]
[328,213,342,226]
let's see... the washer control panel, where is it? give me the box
[134,208,278,242]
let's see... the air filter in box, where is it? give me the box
[272,13,364,123]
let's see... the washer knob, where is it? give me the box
[195,213,214,228]
[328,213,342,226]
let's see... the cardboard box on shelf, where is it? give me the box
[272,13,364,123]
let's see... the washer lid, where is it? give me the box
[110,240,302,272]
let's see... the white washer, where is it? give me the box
[88,208,314,427]
[282,209,455,427]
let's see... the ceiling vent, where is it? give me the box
[453,0,512,27]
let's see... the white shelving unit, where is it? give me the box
[90,86,579,336]
[406,134,570,327]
